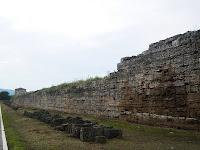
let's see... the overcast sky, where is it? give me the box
[0,0,200,91]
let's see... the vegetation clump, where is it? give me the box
[41,76,103,95]
[0,91,11,100]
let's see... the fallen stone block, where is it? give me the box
[80,127,95,142]
[71,124,82,138]
[93,125,104,136]
[24,111,32,117]
[68,117,85,124]
[103,128,122,139]
[51,118,67,126]
[43,116,53,124]
[54,125,65,131]
[95,136,107,144]
[63,123,73,134]
[40,113,52,123]
[59,123,72,133]
[32,111,42,119]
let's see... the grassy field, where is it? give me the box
[1,104,26,150]
[2,104,200,150]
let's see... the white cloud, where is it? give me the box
[0,0,178,39]
[0,61,9,64]
[0,0,128,38]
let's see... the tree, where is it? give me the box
[0,91,11,100]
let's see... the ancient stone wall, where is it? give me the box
[12,30,200,129]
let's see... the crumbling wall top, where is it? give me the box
[146,30,200,54]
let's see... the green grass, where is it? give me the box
[2,104,200,150]
[1,104,26,150]
[41,76,102,94]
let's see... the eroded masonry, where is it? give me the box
[12,30,200,130]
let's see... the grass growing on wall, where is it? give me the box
[12,76,104,98]
[42,76,103,95]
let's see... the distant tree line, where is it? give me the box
[0,91,11,100]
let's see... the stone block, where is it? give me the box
[95,136,107,144]
[103,128,122,139]
[67,117,85,124]
[80,127,95,142]
[63,123,73,134]
[93,125,104,136]
[24,111,32,117]
[71,124,82,138]
[54,125,65,131]
[51,118,67,126]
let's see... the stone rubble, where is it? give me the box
[24,110,122,143]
